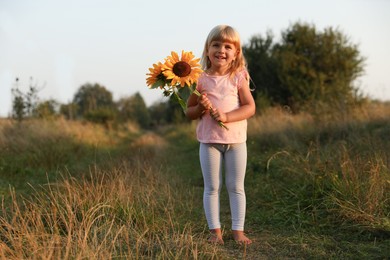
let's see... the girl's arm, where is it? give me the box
[212,77,256,123]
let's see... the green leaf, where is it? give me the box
[173,91,187,113]
[188,83,201,97]
[151,79,166,89]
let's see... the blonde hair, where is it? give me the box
[201,25,247,76]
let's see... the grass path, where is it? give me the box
[158,126,290,259]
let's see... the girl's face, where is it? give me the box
[207,40,237,70]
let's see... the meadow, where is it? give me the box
[0,102,389,259]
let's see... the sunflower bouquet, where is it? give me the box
[146,50,228,129]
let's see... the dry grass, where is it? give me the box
[0,159,219,259]
[0,118,223,259]
[247,103,390,230]
[248,102,390,136]
[0,118,138,148]
[0,118,140,174]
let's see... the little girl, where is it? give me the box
[186,25,255,244]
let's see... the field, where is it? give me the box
[0,103,389,259]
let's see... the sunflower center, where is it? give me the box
[172,61,191,77]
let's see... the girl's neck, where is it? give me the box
[206,66,230,76]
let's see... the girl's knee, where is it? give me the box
[226,181,244,194]
[204,185,221,195]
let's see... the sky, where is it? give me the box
[1,0,389,117]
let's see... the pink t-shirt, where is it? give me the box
[196,70,248,144]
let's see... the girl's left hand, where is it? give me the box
[210,108,227,123]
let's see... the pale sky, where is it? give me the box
[1,0,389,117]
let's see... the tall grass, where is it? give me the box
[0,163,218,259]
[247,103,390,231]
[0,118,141,195]
[0,118,127,171]
[0,142,222,259]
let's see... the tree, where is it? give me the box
[117,92,151,128]
[243,31,281,110]
[148,95,189,126]
[275,22,365,110]
[73,83,116,118]
[149,100,169,126]
[33,99,59,119]
[12,95,25,121]
[84,107,116,128]
[244,22,365,112]
[60,102,78,120]
[72,83,117,127]
[11,77,42,121]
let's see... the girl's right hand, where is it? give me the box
[198,93,213,112]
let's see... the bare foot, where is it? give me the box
[208,228,224,244]
[232,230,252,245]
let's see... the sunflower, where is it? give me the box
[145,50,227,130]
[163,51,203,87]
[146,61,165,89]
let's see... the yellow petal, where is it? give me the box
[170,51,179,63]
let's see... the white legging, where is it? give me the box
[199,142,247,231]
